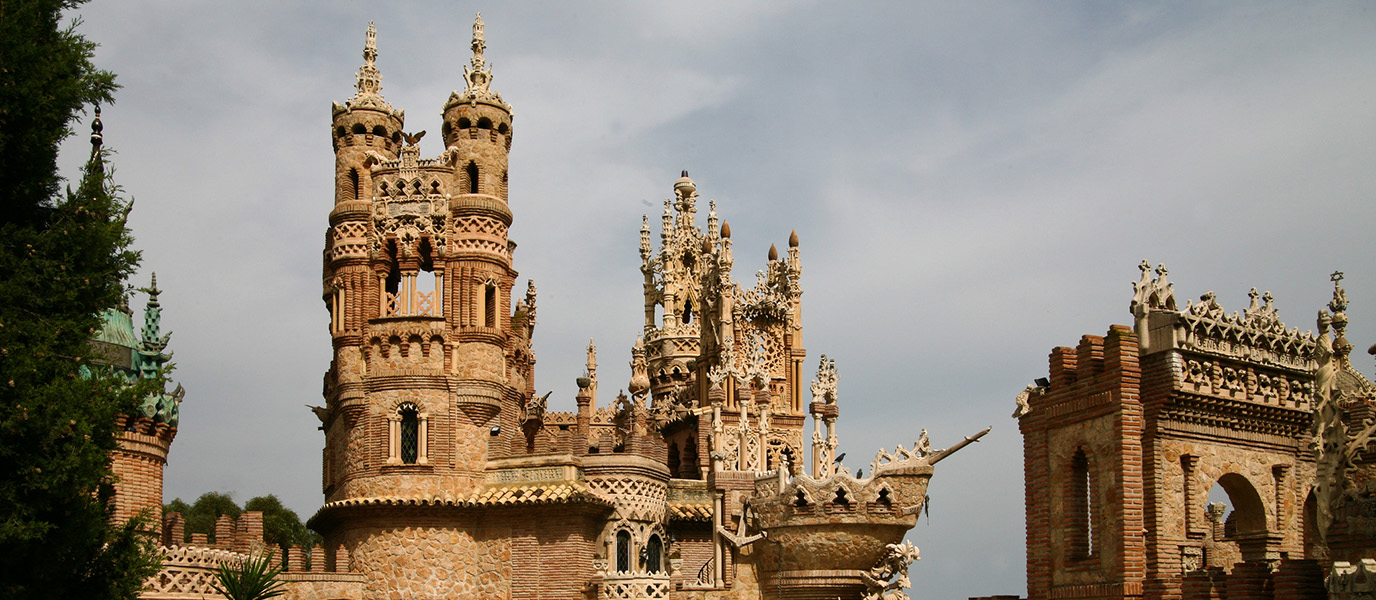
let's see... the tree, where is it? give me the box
[191,491,242,542]
[245,495,321,552]
[0,1,162,598]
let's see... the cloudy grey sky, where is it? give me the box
[59,2,1376,597]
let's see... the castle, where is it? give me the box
[115,16,986,600]
[1018,264,1376,600]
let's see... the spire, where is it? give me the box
[450,13,509,110]
[346,22,393,112]
[1330,271,1353,368]
[139,273,171,355]
[90,106,103,152]
[85,106,106,182]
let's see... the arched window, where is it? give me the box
[348,169,360,200]
[372,125,387,137]
[458,117,471,129]
[616,530,632,573]
[645,534,663,574]
[466,161,479,194]
[399,407,419,464]
[351,123,366,135]
[388,403,428,465]
[477,117,493,129]
[484,283,497,328]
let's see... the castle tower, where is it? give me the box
[312,18,571,600]
[100,276,182,527]
[82,116,183,529]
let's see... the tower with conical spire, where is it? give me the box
[312,18,594,600]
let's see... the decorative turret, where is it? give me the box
[442,14,513,203]
[331,23,405,204]
[98,274,183,527]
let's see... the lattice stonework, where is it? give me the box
[589,477,667,522]
[451,238,509,256]
[144,546,246,597]
[456,216,507,236]
[604,580,671,600]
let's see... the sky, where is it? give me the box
[57,2,1376,598]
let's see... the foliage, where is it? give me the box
[0,1,163,597]
[210,551,286,600]
[245,494,321,551]
[192,491,241,542]
[0,0,118,227]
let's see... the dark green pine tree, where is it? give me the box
[0,1,163,598]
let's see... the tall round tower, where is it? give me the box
[312,17,539,599]
[436,13,527,462]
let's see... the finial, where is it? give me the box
[721,221,731,239]
[364,21,377,64]
[788,230,799,248]
[768,244,778,261]
[473,13,486,57]
[461,13,496,100]
[346,22,391,111]
[1329,270,1352,367]
[138,272,170,354]
[1330,271,1348,314]
[90,106,103,149]
[674,171,696,201]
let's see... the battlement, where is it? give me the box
[1047,326,1139,390]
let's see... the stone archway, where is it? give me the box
[1302,490,1319,559]
[1211,472,1271,562]
[1214,473,1267,533]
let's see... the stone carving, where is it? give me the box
[450,14,509,109]
[1311,272,1376,554]
[338,22,393,114]
[1012,384,1045,418]
[1130,260,1176,317]
[868,427,990,480]
[1177,287,1317,370]
[810,354,838,403]
[860,541,921,600]
[1329,559,1376,598]
[810,355,840,477]
[1180,546,1204,573]
[735,265,792,324]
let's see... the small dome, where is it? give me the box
[94,305,139,351]
[674,170,696,199]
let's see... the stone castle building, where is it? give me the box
[116,16,987,600]
[1017,263,1376,600]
